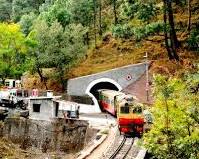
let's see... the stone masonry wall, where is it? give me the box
[2,117,88,153]
[68,62,148,96]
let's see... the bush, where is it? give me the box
[121,0,158,22]
[187,28,199,51]
[112,22,164,41]
[145,22,164,35]
[133,21,164,41]
[112,24,133,39]
[136,2,158,22]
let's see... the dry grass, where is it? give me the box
[23,1,199,91]
[0,137,29,159]
[69,0,199,79]
[69,33,198,78]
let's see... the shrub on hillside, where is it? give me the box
[112,22,164,41]
[121,0,158,22]
[136,2,158,22]
[133,21,164,41]
[112,24,133,39]
[187,28,199,51]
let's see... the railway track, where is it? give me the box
[107,136,134,159]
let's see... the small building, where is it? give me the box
[28,94,61,121]
[5,79,21,88]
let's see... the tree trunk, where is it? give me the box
[163,0,174,60]
[99,0,102,37]
[93,0,97,48]
[187,0,191,32]
[113,0,118,25]
[36,65,48,90]
[166,0,179,48]
[170,36,180,61]
[187,123,191,136]
[85,31,90,48]
[163,0,180,61]
[59,68,66,92]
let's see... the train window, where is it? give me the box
[108,99,112,105]
[126,97,133,102]
[111,100,114,106]
[133,107,142,114]
[120,106,129,114]
[104,97,107,103]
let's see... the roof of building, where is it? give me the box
[28,96,62,100]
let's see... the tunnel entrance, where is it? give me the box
[85,78,122,112]
[90,82,119,112]
[90,82,119,100]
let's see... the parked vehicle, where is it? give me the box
[0,88,28,109]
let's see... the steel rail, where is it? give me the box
[109,136,126,159]
[121,138,134,159]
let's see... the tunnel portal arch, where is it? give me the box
[85,78,122,112]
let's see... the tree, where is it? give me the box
[0,23,30,81]
[69,0,94,47]
[163,0,179,61]
[187,0,191,32]
[166,0,179,49]
[144,74,199,159]
[31,20,87,90]
[93,0,97,47]
[121,0,157,23]
[0,0,12,22]
[99,0,102,36]
[39,0,71,28]
[19,12,37,35]
[12,0,45,22]
[112,0,118,25]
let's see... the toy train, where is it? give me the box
[98,89,144,135]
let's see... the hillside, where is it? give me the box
[0,1,199,158]
[69,34,198,78]
[69,0,199,79]
[0,0,198,91]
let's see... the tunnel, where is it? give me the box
[85,78,122,112]
[90,82,119,100]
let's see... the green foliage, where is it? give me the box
[121,0,158,22]
[30,20,87,85]
[144,74,199,159]
[187,28,199,51]
[121,0,139,19]
[39,0,54,13]
[0,0,12,22]
[0,23,31,80]
[112,24,133,38]
[136,1,158,22]
[19,12,37,35]
[69,0,94,27]
[133,21,164,41]
[39,0,71,27]
[112,21,164,40]
[12,0,44,22]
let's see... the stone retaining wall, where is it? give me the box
[1,117,88,153]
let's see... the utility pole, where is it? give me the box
[144,52,149,102]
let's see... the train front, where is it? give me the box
[117,95,144,135]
